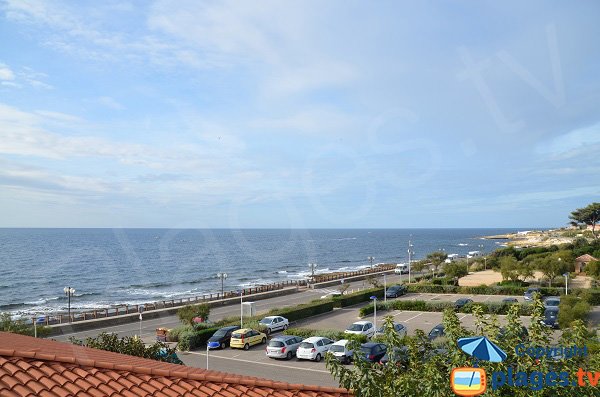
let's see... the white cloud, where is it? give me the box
[97,96,124,110]
[0,62,15,80]
[536,122,600,157]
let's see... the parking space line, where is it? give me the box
[458,314,470,320]
[403,312,424,322]
[483,296,491,302]
[428,294,440,301]
[188,352,331,374]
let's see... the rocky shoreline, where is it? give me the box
[482,229,575,248]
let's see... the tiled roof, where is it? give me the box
[576,254,598,262]
[0,332,352,397]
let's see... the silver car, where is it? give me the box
[265,335,303,359]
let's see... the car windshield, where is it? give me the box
[268,341,284,347]
[260,318,273,324]
[300,342,314,349]
[545,299,560,306]
[526,289,538,294]
[230,333,242,339]
[330,345,345,353]
[347,324,364,331]
[212,330,228,338]
[360,346,374,354]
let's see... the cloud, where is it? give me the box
[536,122,600,157]
[0,62,15,81]
[97,96,124,110]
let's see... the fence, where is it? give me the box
[36,279,306,326]
[311,264,397,283]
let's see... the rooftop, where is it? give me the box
[0,332,352,397]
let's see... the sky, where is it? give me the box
[0,0,599,229]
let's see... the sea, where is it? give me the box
[0,228,524,316]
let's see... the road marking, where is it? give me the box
[187,352,331,373]
[403,312,424,322]
[428,294,440,301]
[458,314,470,320]
[483,296,491,302]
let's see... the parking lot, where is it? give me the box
[178,292,535,387]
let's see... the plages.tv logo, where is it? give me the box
[450,336,507,396]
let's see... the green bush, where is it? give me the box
[338,287,384,307]
[166,325,193,342]
[177,304,210,326]
[359,299,532,316]
[177,327,220,351]
[558,296,591,328]
[266,299,334,321]
[283,327,367,343]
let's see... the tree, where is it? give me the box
[326,295,593,397]
[70,332,182,364]
[499,256,520,282]
[410,259,428,273]
[443,262,468,279]
[177,304,210,326]
[586,260,600,279]
[570,202,600,240]
[426,251,448,273]
[533,253,570,287]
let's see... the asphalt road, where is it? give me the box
[53,272,417,342]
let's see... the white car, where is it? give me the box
[296,336,334,362]
[394,263,409,274]
[328,339,354,364]
[259,316,289,334]
[320,291,342,299]
[344,321,375,338]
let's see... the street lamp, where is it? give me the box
[217,272,228,298]
[383,274,387,303]
[308,263,318,281]
[563,273,569,295]
[368,256,374,269]
[138,305,144,338]
[63,287,75,322]
[407,240,414,283]
[430,264,436,279]
[370,296,377,331]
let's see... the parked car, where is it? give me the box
[265,335,303,359]
[524,287,541,301]
[207,325,241,349]
[375,322,407,338]
[454,298,473,310]
[542,307,560,329]
[229,328,267,350]
[428,324,445,341]
[259,316,289,334]
[543,296,561,308]
[296,337,334,362]
[321,291,342,299]
[379,346,409,368]
[386,285,407,298]
[497,326,529,341]
[358,342,387,363]
[345,321,375,338]
[328,339,354,364]
[502,297,519,304]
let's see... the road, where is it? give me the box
[53,271,416,342]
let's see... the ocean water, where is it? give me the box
[0,228,521,315]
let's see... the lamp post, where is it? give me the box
[217,272,228,299]
[430,264,436,279]
[368,256,374,269]
[138,305,144,338]
[383,274,387,303]
[308,263,318,282]
[407,240,414,283]
[63,287,75,323]
[370,296,377,331]
[563,273,569,295]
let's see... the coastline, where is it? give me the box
[481,228,576,247]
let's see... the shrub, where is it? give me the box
[558,296,591,328]
[339,288,384,307]
[166,325,193,342]
[177,304,210,326]
[359,300,531,316]
[283,327,367,343]
[177,327,220,351]
[266,300,334,321]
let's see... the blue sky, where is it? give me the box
[0,0,599,228]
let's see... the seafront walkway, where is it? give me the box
[50,267,405,340]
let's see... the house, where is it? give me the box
[575,254,598,273]
[0,332,352,397]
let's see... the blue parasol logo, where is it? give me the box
[458,336,507,363]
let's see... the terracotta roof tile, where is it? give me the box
[0,332,352,397]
